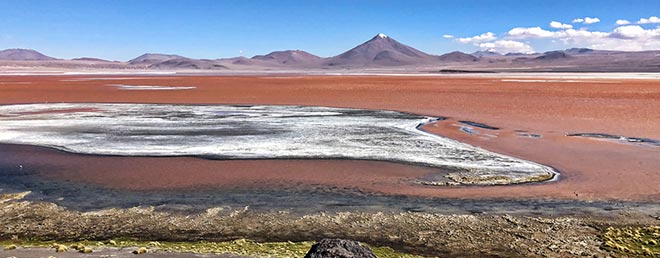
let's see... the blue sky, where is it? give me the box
[1,0,659,60]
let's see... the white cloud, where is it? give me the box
[610,25,648,39]
[479,40,535,54]
[609,25,660,39]
[507,27,556,38]
[583,17,600,24]
[559,29,609,38]
[616,19,631,25]
[595,26,660,51]
[572,17,600,24]
[637,16,660,24]
[550,21,573,29]
[457,32,496,43]
[561,26,659,51]
[443,34,455,39]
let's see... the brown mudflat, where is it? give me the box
[0,75,658,201]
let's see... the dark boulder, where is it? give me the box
[304,239,377,258]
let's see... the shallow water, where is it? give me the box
[0,159,657,216]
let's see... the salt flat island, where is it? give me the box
[0,103,556,186]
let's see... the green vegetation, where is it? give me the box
[3,190,653,257]
[602,225,660,257]
[0,238,422,257]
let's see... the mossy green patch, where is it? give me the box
[370,245,424,258]
[601,225,660,257]
[0,239,423,257]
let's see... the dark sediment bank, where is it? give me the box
[458,120,500,130]
[567,133,660,147]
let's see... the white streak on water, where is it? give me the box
[500,79,620,83]
[0,103,557,185]
[0,82,32,85]
[59,77,182,82]
[107,84,196,90]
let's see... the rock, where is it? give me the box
[79,246,93,253]
[133,247,148,254]
[52,244,68,252]
[304,239,377,258]
[3,244,17,250]
[70,243,83,250]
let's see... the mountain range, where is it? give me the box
[2,34,660,72]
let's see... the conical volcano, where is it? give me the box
[325,33,436,67]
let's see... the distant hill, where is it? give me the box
[472,50,502,57]
[0,49,56,60]
[438,51,478,62]
[324,33,436,67]
[564,48,594,55]
[128,53,185,65]
[504,52,537,56]
[149,58,227,70]
[71,57,112,62]
[252,50,321,65]
[216,56,272,66]
[535,51,572,60]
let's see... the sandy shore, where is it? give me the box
[0,75,658,201]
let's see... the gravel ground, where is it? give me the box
[2,247,252,258]
[2,193,659,257]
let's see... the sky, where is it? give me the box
[1,0,659,60]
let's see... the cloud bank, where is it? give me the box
[616,19,631,25]
[457,32,496,43]
[637,16,660,24]
[479,40,535,54]
[550,21,573,29]
[572,17,600,24]
[450,15,660,53]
